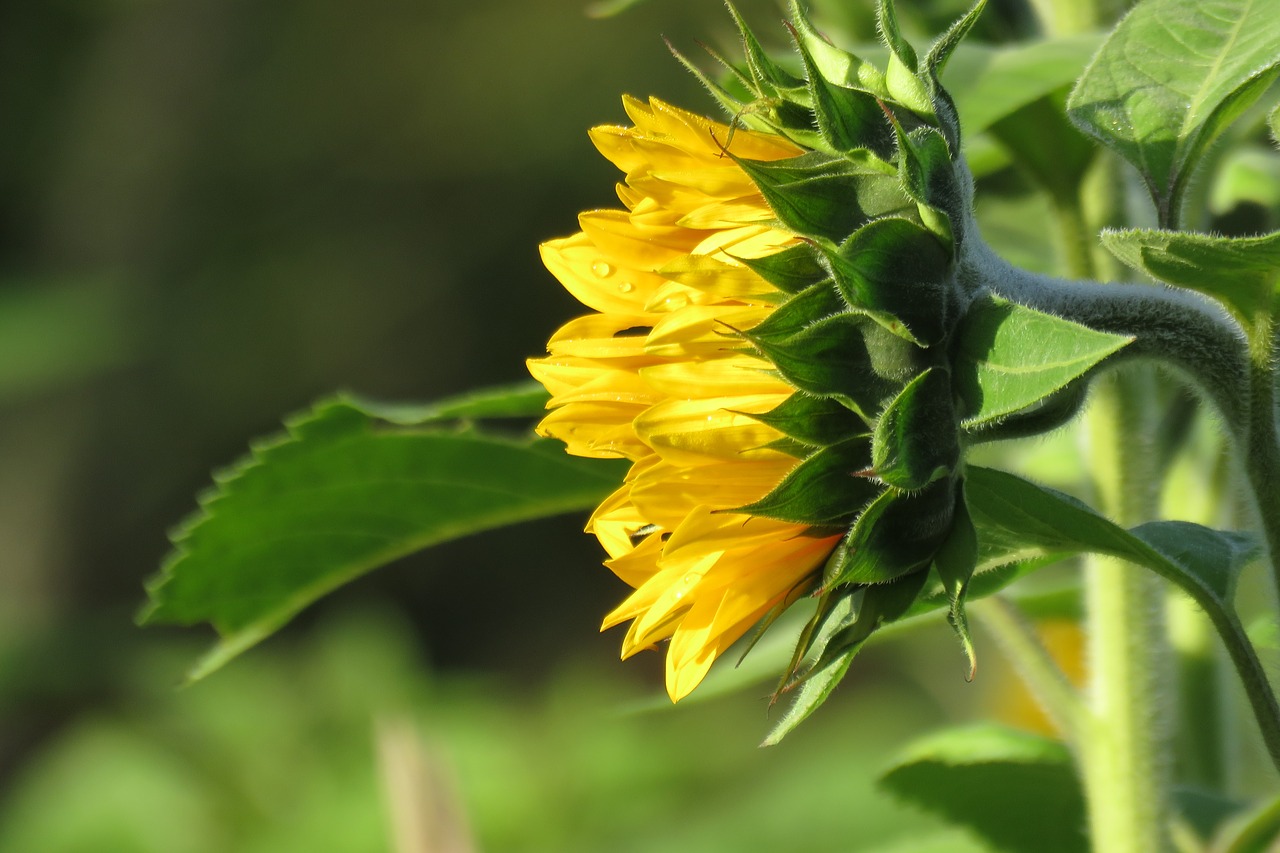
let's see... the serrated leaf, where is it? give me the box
[872,368,958,490]
[1102,228,1280,330]
[1066,0,1280,226]
[140,394,628,680]
[954,294,1132,427]
[879,724,1088,853]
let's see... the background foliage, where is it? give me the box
[5,0,1278,849]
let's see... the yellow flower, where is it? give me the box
[527,96,843,701]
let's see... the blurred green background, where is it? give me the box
[0,0,1078,850]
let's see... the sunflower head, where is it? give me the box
[528,0,986,710]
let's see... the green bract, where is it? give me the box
[679,0,1138,711]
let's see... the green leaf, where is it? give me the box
[140,393,628,681]
[1213,790,1280,853]
[879,724,1088,853]
[954,295,1132,427]
[988,94,1097,206]
[763,571,928,745]
[1066,0,1280,226]
[1270,102,1280,148]
[346,380,551,424]
[1102,228,1280,330]
[748,393,869,447]
[964,465,1280,768]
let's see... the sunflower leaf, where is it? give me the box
[1102,228,1280,331]
[953,295,1132,427]
[140,389,627,682]
[1066,0,1280,226]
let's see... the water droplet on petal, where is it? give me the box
[617,281,634,293]
[592,261,613,278]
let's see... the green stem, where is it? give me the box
[1243,313,1280,599]
[1081,376,1172,853]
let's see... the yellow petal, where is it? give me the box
[639,355,789,398]
[539,234,665,314]
[633,395,788,467]
[579,210,700,270]
[629,459,795,528]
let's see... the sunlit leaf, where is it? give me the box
[1102,228,1280,330]
[954,295,1131,427]
[1066,0,1280,225]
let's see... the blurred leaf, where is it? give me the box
[954,294,1131,427]
[1270,102,1280,147]
[879,724,1087,853]
[1102,227,1280,330]
[943,35,1101,136]
[988,94,1097,205]
[1066,0,1280,226]
[0,278,135,402]
[1213,789,1280,853]
[584,0,649,18]
[140,389,627,681]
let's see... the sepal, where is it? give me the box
[733,437,880,525]
[789,21,895,157]
[825,476,958,586]
[733,242,829,295]
[871,367,959,491]
[933,483,979,680]
[748,393,870,447]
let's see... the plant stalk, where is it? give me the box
[1081,375,1172,853]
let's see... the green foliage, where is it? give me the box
[140,386,626,681]
[879,724,1088,853]
[1066,0,1280,226]
[954,295,1132,427]
[1102,228,1280,331]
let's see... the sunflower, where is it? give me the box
[526,96,850,701]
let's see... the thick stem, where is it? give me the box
[1243,315,1280,597]
[1081,376,1172,853]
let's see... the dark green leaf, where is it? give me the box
[1213,789,1280,853]
[1102,228,1280,330]
[872,368,958,490]
[988,94,1097,206]
[791,23,894,156]
[1066,0,1280,225]
[347,380,550,424]
[745,281,845,343]
[140,394,628,680]
[763,572,927,745]
[879,724,1088,853]
[954,295,1131,427]
[829,216,954,345]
